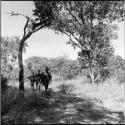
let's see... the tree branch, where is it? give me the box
[68,19,80,30]
[66,5,82,26]
[105,17,117,26]
[32,18,53,33]
[66,28,80,42]
[63,23,95,52]
[60,30,82,49]
[69,36,81,49]
[23,18,30,38]
[94,74,100,82]
[32,24,46,33]
[80,7,85,25]
[77,1,86,25]
[8,12,31,38]
[9,12,30,19]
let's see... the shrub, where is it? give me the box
[117,70,125,83]
[1,74,9,91]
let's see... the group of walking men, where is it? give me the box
[28,66,52,91]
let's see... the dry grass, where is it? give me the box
[8,76,125,112]
[8,80,31,89]
[52,76,125,112]
[2,76,125,124]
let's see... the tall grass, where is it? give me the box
[58,76,125,112]
[2,75,124,124]
[1,88,50,124]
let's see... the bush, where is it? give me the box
[1,74,9,91]
[60,61,80,80]
[117,70,125,83]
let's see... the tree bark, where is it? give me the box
[94,74,100,83]
[89,66,95,85]
[18,39,25,92]
[90,71,95,85]
[18,32,32,92]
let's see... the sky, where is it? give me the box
[1,1,125,61]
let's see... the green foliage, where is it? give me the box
[114,55,125,70]
[108,55,124,74]
[24,56,81,80]
[1,36,27,78]
[25,56,49,73]
[53,1,124,47]
[9,1,60,91]
[108,55,125,83]
[7,1,124,84]
[1,36,28,91]
[11,54,124,83]
[51,1,124,83]
[10,67,19,80]
[1,36,20,88]
[117,69,125,83]
[33,1,59,30]
[49,57,81,80]
[78,26,115,82]
[60,60,81,80]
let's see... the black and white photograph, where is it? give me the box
[1,1,125,124]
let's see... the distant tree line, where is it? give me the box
[1,35,125,90]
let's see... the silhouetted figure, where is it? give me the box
[40,72,47,90]
[28,72,35,90]
[29,67,52,91]
[45,66,52,82]
[42,66,52,92]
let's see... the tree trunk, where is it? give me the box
[18,39,25,92]
[94,74,100,83]
[89,67,95,85]
[90,72,94,85]
[18,32,32,93]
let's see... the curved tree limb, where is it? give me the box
[9,11,30,19]
[60,30,82,49]
[66,5,82,26]
[23,18,30,38]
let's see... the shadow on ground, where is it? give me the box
[2,84,124,124]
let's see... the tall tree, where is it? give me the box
[78,24,115,83]
[50,1,124,84]
[9,1,59,92]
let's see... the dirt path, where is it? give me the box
[2,85,125,124]
[25,89,124,124]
